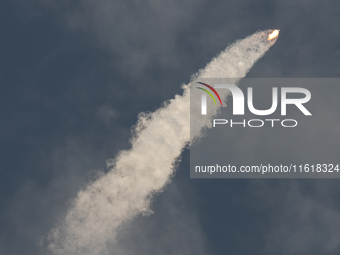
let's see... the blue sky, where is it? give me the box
[1,0,340,254]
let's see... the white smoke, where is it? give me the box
[46,30,278,255]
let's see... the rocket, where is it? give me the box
[268,29,280,40]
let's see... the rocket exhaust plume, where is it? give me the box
[268,29,280,41]
[46,29,278,255]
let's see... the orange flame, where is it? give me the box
[268,29,280,40]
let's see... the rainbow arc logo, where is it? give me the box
[196,82,222,106]
[196,82,223,115]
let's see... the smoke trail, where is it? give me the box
[46,30,278,255]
